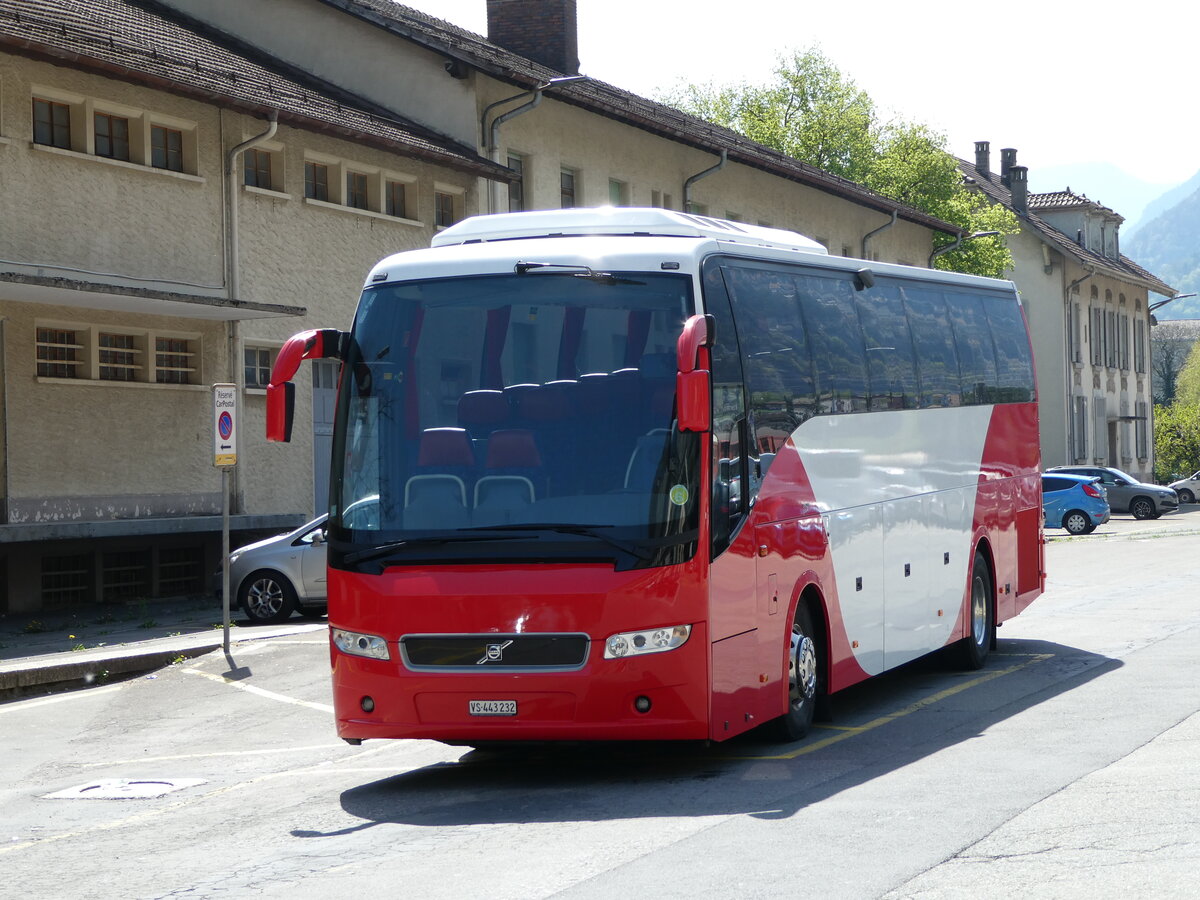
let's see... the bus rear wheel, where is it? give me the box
[951,551,994,670]
[768,605,822,741]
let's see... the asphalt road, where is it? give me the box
[3,507,1199,898]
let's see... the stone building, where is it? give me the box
[1,0,957,613]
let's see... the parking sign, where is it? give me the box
[213,384,237,467]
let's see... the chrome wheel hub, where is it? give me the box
[789,630,817,706]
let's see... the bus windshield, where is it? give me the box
[329,270,700,571]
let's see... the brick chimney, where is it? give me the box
[1000,147,1017,186]
[487,0,579,75]
[974,141,990,176]
[1010,165,1029,215]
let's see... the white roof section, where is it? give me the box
[431,207,829,255]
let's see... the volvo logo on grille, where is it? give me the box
[477,640,514,664]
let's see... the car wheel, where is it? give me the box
[1130,497,1155,520]
[1179,489,1195,504]
[1062,510,1092,535]
[767,604,824,741]
[238,570,298,624]
[950,550,994,671]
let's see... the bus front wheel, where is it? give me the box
[768,605,822,741]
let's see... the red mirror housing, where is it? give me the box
[676,314,714,433]
[266,329,345,443]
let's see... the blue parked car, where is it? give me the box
[1041,473,1110,535]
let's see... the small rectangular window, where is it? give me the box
[155,337,195,385]
[386,180,407,218]
[98,332,141,382]
[33,98,72,149]
[560,168,576,208]
[36,327,82,379]
[305,161,329,201]
[244,347,273,389]
[244,148,272,189]
[151,125,183,171]
[434,191,457,228]
[94,112,130,161]
[508,154,525,212]
[608,179,627,206]
[346,171,369,210]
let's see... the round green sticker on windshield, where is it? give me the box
[669,484,689,506]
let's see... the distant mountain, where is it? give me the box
[1126,169,1200,240]
[1027,162,1175,232]
[1123,186,1200,319]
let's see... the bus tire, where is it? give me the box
[768,605,822,741]
[952,551,994,670]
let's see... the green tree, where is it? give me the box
[1173,338,1200,408]
[662,49,1019,278]
[1153,401,1200,481]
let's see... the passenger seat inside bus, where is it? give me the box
[474,428,542,520]
[404,427,475,528]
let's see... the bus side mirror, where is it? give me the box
[677,370,710,432]
[676,314,714,433]
[265,328,346,443]
[266,382,296,443]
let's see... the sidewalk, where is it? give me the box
[0,594,325,699]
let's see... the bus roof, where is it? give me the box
[430,208,828,255]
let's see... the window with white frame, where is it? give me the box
[386,179,408,218]
[94,111,130,161]
[434,184,463,228]
[1073,396,1088,461]
[1135,400,1149,458]
[244,147,275,189]
[244,346,274,389]
[304,161,330,201]
[1089,306,1103,365]
[560,168,577,208]
[1071,300,1082,363]
[346,170,370,210]
[302,152,418,220]
[36,323,200,385]
[507,153,525,212]
[608,178,628,206]
[1119,312,1130,369]
[33,97,72,149]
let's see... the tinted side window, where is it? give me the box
[703,263,748,557]
[722,265,817,450]
[983,295,1036,403]
[945,290,1000,405]
[796,273,869,413]
[856,281,919,411]
[1042,477,1070,492]
[900,285,962,408]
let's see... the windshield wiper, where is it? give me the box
[341,533,520,565]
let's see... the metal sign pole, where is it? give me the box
[213,383,238,656]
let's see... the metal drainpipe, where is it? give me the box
[486,91,544,214]
[928,231,964,268]
[861,210,897,260]
[0,316,8,524]
[683,150,727,212]
[224,110,278,514]
[1064,268,1095,463]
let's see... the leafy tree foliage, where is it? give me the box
[1150,321,1198,404]
[662,49,1019,278]
[1153,401,1200,480]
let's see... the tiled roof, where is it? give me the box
[315,0,960,235]
[958,160,1175,297]
[1030,189,1119,217]
[0,0,511,180]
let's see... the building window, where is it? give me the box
[1071,301,1082,363]
[1119,313,1130,369]
[245,346,273,389]
[155,337,195,385]
[159,546,205,595]
[94,112,130,161]
[98,332,141,382]
[101,550,151,603]
[244,148,273,189]
[386,180,407,218]
[305,161,329,201]
[1073,396,1088,462]
[42,554,92,608]
[608,178,627,206]
[560,168,576,208]
[33,98,71,149]
[150,125,183,171]
[36,327,82,378]
[1135,400,1149,458]
[346,171,369,210]
[1134,318,1146,373]
[688,201,709,216]
[434,190,457,228]
[508,154,525,212]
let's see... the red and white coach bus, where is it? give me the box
[266,208,1043,745]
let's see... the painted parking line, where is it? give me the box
[726,652,1055,760]
[0,683,127,715]
[182,666,334,714]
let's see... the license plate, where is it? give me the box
[469,699,517,716]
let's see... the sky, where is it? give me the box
[408,0,1199,189]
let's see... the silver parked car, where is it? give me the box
[1168,471,1200,504]
[1047,466,1179,519]
[224,516,330,624]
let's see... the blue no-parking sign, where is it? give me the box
[213,384,237,467]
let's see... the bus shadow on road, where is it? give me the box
[302,638,1118,835]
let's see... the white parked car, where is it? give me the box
[1169,471,1200,504]
[221,516,330,624]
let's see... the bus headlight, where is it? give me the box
[604,624,691,659]
[333,628,390,660]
